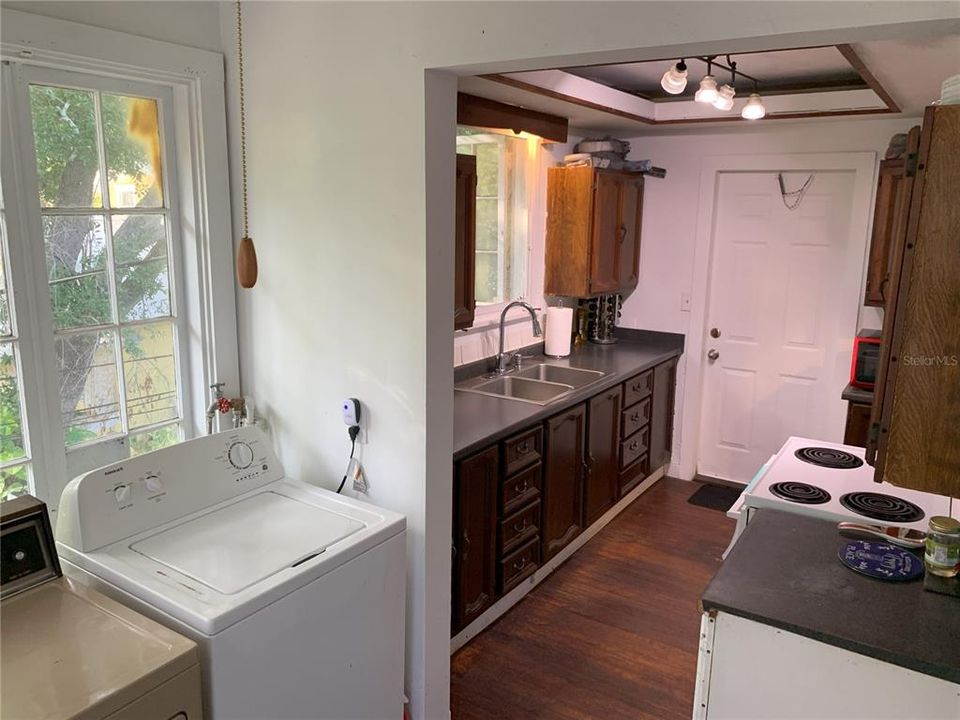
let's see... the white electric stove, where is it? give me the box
[724,436,955,557]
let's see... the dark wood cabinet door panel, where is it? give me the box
[844,402,872,448]
[621,396,652,439]
[649,358,678,471]
[500,462,541,516]
[500,537,540,593]
[585,388,621,526]
[864,158,906,307]
[503,427,543,477]
[623,370,653,407]
[455,154,477,330]
[619,453,650,497]
[589,172,622,294]
[499,500,541,555]
[542,404,586,562]
[617,176,644,291]
[452,446,498,632]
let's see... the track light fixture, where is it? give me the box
[741,79,766,120]
[713,58,736,111]
[660,59,688,94]
[695,58,719,104]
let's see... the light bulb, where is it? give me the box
[660,61,688,95]
[713,84,736,111]
[741,93,766,120]
[695,75,718,104]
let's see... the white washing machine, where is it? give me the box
[56,427,406,720]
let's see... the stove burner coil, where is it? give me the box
[794,447,864,470]
[839,492,925,524]
[769,481,832,504]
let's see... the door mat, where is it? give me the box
[688,483,742,512]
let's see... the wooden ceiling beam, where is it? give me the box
[456,92,569,142]
[836,43,900,112]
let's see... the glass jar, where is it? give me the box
[924,516,960,578]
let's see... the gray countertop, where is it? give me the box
[702,509,960,684]
[453,329,684,460]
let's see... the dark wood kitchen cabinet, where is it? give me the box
[867,105,960,498]
[451,446,497,632]
[584,387,622,525]
[544,166,644,297]
[863,126,920,307]
[542,403,587,562]
[649,358,678,471]
[454,153,477,330]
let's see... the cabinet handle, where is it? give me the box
[630,413,640,423]
[462,531,471,558]
[513,519,528,533]
[513,557,527,571]
[630,441,639,451]
[517,441,530,454]
[618,225,627,244]
[515,480,528,494]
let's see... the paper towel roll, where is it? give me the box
[544,307,574,357]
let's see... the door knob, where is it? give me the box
[707,349,720,362]
[710,327,721,338]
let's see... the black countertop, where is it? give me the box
[702,509,960,684]
[453,329,683,460]
[842,382,875,405]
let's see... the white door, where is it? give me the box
[698,171,861,483]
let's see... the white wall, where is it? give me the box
[214,3,956,718]
[2,1,223,52]
[617,116,918,481]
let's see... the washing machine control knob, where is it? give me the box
[114,484,131,505]
[228,441,254,470]
[144,474,164,494]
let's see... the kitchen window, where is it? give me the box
[0,15,238,509]
[456,127,538,316]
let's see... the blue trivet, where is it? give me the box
[838,540,924,581]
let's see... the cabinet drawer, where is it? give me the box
[500,462,541,516]
[499,500,540,554]
[623,370,653,407]
[500,537,540,593]
[621,396,652,439]
[502,427,543,477]
[619,453,649,497]
[620,425,650,470]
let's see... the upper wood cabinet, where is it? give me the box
[863,127,920,307]
[545,166,644,298]
[454,154,477,330]
[866,106,960,498]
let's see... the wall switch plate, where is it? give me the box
[680,291,692,312]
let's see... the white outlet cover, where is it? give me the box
[680,291,692,312]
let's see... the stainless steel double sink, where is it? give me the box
[455,363,606,405]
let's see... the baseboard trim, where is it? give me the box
[450,465,666,653]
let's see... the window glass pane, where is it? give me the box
[475,252,499,305]
[1,343,27,463]
[129,423,180,457]
[43,215,107,280]
[49,274,112,330]
[121,322,178,429]
[101,95,164,208]
[0,463,30,502]
[29,86,102,208]
[57,330,121,445]
[475,198,499,252]
[112,214,167,265]
[117,259,170,322]
[475,143,500,197]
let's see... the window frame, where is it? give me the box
[1,10,239,509]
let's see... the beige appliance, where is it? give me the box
[1,496,203,720]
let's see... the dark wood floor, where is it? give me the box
[450,477,734,720]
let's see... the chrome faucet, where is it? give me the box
[495,301,543,374]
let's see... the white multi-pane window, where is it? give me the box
[1,65,192,502]
[456,127,537,311]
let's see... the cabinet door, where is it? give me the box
[617,175,644,291]
[542,404,586,561]
[649,358,678,471]
[452,446,498,633]
[585,388,621,526]
[863,159,907,307]
[844,402,872,448]
[454,154,477,330]
[589,172,622,294]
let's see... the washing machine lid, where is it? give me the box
[130,491,364,594]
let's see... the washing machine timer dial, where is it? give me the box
[227,441,255,470]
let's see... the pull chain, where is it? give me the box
[778,173,814,211]
[235,0,258,288]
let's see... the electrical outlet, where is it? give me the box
[680,291,692,312]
